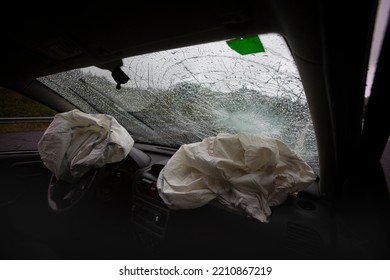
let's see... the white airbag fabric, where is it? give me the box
[38,109,134,182]
[157,133,316,222]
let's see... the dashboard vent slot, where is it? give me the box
[137,178,160,201]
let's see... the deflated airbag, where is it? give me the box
[38,109,134,182]
[157,133,316,222]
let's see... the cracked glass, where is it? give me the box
[39,34,319,173]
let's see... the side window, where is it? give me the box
[0,87,57,152]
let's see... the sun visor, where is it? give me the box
[157,133,317,223]
[38,109,134,183]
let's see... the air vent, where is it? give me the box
[284,222,324,257]
[137,178,161,201]
[131,197,169,239]
[150,163,165,177]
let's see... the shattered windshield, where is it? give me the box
[38,34,319,173]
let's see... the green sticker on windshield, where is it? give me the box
[226,36,265,55]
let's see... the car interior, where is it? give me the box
[0,0,389,259]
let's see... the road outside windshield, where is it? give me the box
[39,34,319,173]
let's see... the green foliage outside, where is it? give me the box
[0,87,56,132]
[0,87,57,117]
[0,123,51,133]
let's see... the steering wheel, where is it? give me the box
[47,147,152,211]
[48,169,98,211]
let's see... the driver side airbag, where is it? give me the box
[38,109,134,182]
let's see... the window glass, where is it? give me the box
[39,34,319,173]
[0,87,56,152]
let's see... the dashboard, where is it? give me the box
[0,142,380,259]
[98,143,330,259]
